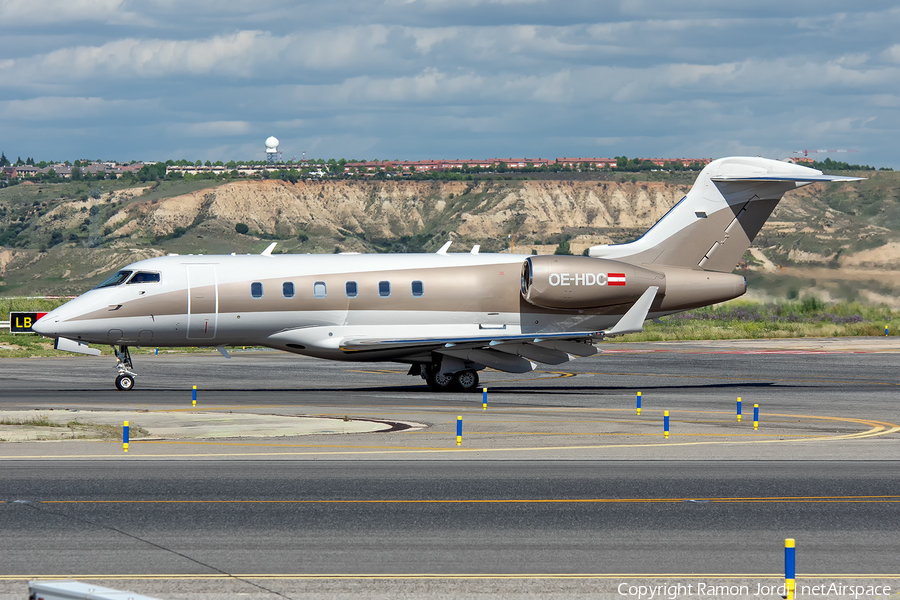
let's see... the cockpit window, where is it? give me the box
[95,270,133,289]
[127,271,161,284]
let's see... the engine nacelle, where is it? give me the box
[521,255,666,309]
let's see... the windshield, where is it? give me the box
[127,271,161,284]
[94,270,133,289]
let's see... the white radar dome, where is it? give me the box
[265,136,279,150]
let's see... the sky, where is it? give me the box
[2,0,900,167]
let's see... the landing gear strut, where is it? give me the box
[114,345,136,391]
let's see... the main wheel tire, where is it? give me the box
[115,374,135,391]
[453,370,479,393]
[425,370,454,392]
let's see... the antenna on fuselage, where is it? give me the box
[436,241,452,255]
[470,245,480,254]
[261,242,277,256]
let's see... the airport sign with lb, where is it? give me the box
[9,311,47,333]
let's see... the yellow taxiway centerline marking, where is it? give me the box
[0,409,894,458]
[0,422,894,458]
[152,405,293,413]
[355,365,900,387]
[587,370,900,387]
[440,434,827,438]
[2,574,900,581]
[38,495,900,505]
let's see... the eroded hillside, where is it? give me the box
[1,173,899,304]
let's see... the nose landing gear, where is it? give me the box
[114,345,136,391]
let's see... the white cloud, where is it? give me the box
[36,31,284,79]
[289,67,583,106]
[0,0,142,25]
[884,44,900,63]
[178,121,253,138]
[0,26,398,85]
[386,0,543,6]
[406,27,458,53]
[869,94,900,108]
[316,68,486,103]
[1,3,899,166]
[0,95,152,120]
[796,116,878,138]
[273,119,310,129]
[297,25,391,69]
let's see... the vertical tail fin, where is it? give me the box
[588,157,862,272]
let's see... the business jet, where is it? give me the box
[33,156,861,392]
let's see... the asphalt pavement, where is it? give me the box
[0,340,898,599]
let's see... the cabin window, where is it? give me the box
[283,282,295,298]
[127,271,161,284]
[250,282,263,298]
[95,270,132,289]
[346,281,358,298]
[378,281,391,297]
[411,280,424,297]
[314,281,327,298]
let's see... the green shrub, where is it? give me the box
[554,240,572,255]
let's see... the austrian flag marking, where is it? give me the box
[547,272,628,287]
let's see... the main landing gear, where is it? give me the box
[417,364,480,393]
[114,345,136,391]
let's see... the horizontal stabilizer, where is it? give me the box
[710,174,865,183]
[602,286,658,336]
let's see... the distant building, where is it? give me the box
[556,157,616,169]
[162,155,714,178]
[41,164,72,178]
[640,158,713,168]
[15,166,40,177]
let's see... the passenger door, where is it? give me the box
[186,265,218,340]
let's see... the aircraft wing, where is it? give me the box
[338,286,659,372]
[339,331,601,373]
[340,329,601,350]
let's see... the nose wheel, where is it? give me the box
[114,345,136,391]
[115,374,135,391]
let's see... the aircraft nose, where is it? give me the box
[32,312,57,336]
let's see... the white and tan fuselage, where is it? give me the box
[41,252,743,362]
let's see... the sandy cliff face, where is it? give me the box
[3,175,900,303]
[127,179,689,243]
[0,249,14,277]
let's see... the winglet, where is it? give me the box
[261,242,277,256]
[603,286,659,336]
[436,241,452,255]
